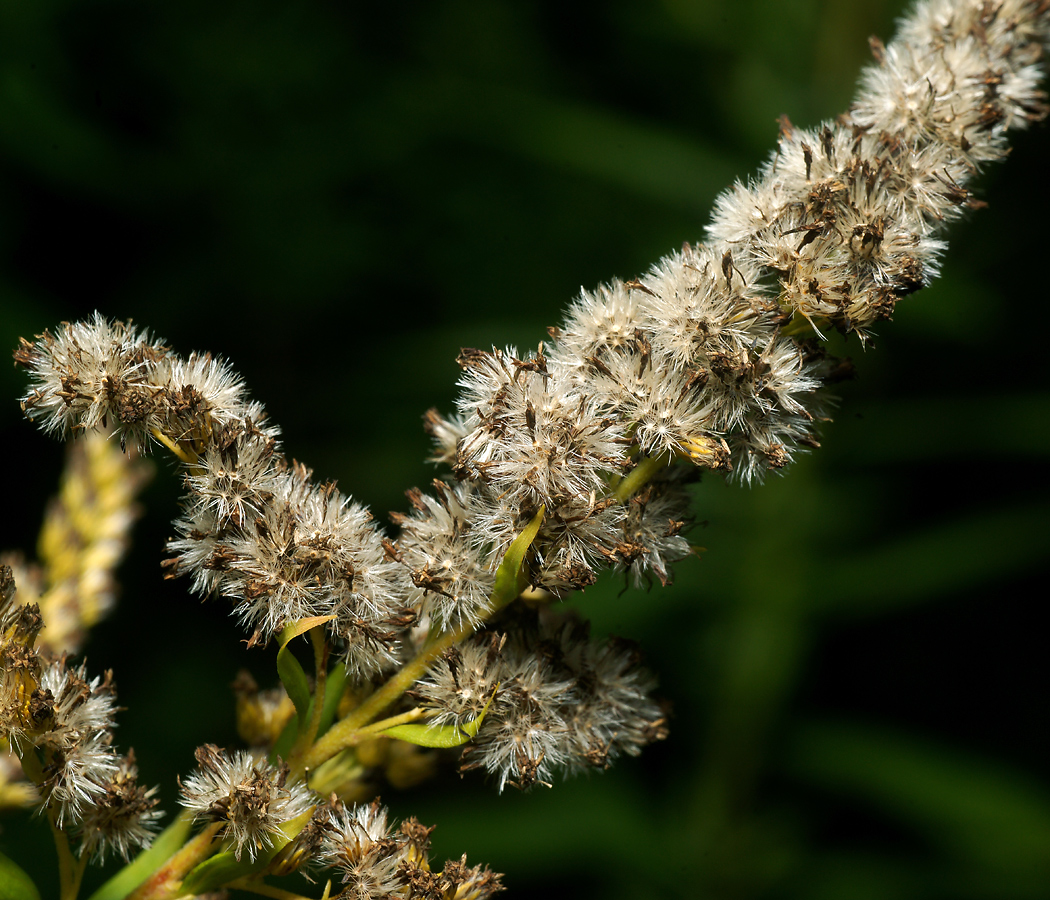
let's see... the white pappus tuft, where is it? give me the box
[179,744,315,862]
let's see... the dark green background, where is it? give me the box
[1,1,1048,897]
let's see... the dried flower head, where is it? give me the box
[179,744,315,861]
[317,799,407,898]
[77,751,162,862]
[32,660,121,828]
[422,614,665,792]
[390,480,496,630]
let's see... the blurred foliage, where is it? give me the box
[1,1,1047,898]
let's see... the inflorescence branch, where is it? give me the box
[3,1,1048,897]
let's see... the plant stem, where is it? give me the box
[148,428,198,465]
[85,811,195,900]
[9,739,84,900]
[298,619,473,772]
[125,821,224,900]
[353,706,428,737]
[50,814,86,900]
[613,451,670,502]
[228,877,322,900]
[298,505,545,773]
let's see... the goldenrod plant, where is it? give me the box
[0,433,149,814]
[2,1,1049,898]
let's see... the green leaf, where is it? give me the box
[0,851,41,900]
[379,688,497,748]
[490,506,545,610]
[270,711,299,765]
[317,661,348,739]
[179,848,265,896]
[271,642,345,764]
[180,808,313,895]
[86,812,193,900]
[276,616,334,733]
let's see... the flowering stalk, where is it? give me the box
[123,821,224,900]
[4,0,1049,896]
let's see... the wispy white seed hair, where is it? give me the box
[550,279,645,366]
[639,244,767,374]
[317,800,407,898]
[33,660,121,828]
[155,352,251,435]
[415,635,505,732]
[423,408,470,467]
[614,473,694,588]
[77,753,162,862]
[427,616,666,791]
[15,315,280,455]
[446,628,575,792]
[707,0,1049,344]
[553,625,668,771]
[179,745,315,862]
[462,480,625,594]
[546,245,823,481]
[467,647,574,792]
[15,315,166,448]
[170,461,415,676]
[455,346,629,508]
[391,481,496,630]
[181,432,283,531]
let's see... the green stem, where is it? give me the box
[50,814,86,900]
[299,620,473,773]
[613,451,671,502]
[86,810,195,900]
[228,877,320,900]
[307,626,328,741]
[781,311,827,338]
[10,739,84,900]
[298,504,545,774]
[354,706,428,737]
[148,427,198,465]
[125,821,224,900]
[11,736,44,782]
[307,749,365,797]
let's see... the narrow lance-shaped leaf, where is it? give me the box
[379,686,499,749]
[316,661,348,739]
[275,616,335,733]
[270,660,347,765]
[489,505,545,611]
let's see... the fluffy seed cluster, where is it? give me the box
[179,744,316,861]
[12,0,1049,808]
[710,1,1049,348]
[315,799,504,899]
[417,615,667,791]
[0,566,161,860]
[169,457,415,677]
[544,0,1046,482]
[178,768,504,898]
[409,344,696,599]
[389,481,496,631]
[15,317,420,677]
[14,315,271,454]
